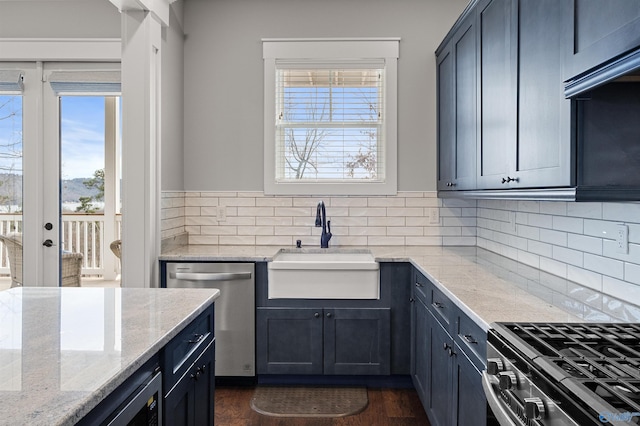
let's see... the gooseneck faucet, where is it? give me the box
[315,201,332,248]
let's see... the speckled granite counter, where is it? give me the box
[0,287,219,426]
[160,245,640,330]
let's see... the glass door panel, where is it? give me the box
[59,96,121,287]
[0,94,23,290]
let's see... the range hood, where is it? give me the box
[565,47,640,201]
[565,47,640,97]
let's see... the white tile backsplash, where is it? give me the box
[163,191,476,248]
[477,199,640,308]
[162,192,640,309]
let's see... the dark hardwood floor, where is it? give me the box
[214,386,431,426]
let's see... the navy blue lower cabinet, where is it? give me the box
[256,308,324,375]
[411,267,487,426]
[428,311,454,426]
[453,343,486,426]
[256,307,390,375]
[323,308,391,375]
[163,339,215,426]
[410,296,430,408]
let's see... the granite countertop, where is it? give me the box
[161,245,637,330]
[0,287,220,426]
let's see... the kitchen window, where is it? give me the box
[263,39,399,195]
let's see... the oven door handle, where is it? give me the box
[482,370,520,426]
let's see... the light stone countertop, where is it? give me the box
[0,287,219,426]
[160,245,639,330]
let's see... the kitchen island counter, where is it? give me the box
[0,286,219,425]
[161,245,640,329]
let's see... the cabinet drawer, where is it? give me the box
[429,285,454,331]
[163,305,214,393]
[412,270,430,306]
[456,312,486,371]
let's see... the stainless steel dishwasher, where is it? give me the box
[165,262,255,378]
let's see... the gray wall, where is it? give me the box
[0,1,120,38]
[161,2,186,191]
[182,0,468,192]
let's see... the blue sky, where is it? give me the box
[0,95,105,180]
[60,96,105,180]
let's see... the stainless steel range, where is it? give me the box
[483,323,640,426]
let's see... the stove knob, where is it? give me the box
[524,397,545,420]
[498,371,517,390]
[487,358,504,375]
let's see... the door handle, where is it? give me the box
[42,239,55,247]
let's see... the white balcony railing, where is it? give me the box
[0,214,121,277]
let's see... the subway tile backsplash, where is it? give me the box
[161,191,640,315]
[161,191,477,248]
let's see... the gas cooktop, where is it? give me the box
[491,323,640,425]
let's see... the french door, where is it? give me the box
[0,62,121,287]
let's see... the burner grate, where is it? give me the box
[495,322,640,420]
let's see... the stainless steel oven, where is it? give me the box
[483,323,640,426]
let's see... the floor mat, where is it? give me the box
[250,386,368,417]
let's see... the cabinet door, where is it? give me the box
[324,308,391,375]
[164,340,215,426]
[453,344,486,426]
[437,42,456,191]
[566,0,640,79]
[476,0,518,189]
[411,298,431,409]
[427,312,453,426]
[516,0,572,188]
[437,14,477,191]
[256,308,323,375]
[193,340,215,426]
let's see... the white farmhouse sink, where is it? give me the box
[268,248,380,299]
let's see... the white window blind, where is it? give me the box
[263,38,399,196]
[0,70,24,93]
[48,70,121,95]
[275,63,385,182]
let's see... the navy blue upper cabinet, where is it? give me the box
[476,0,518,190]
[515,0,573,188]
[437,11,477,191]
[565,0,640,80]
[436,0,575,195]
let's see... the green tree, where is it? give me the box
[75,169,104,213]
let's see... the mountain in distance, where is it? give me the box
[0,173,100,205]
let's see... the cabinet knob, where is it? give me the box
[190,366,203,380]
[314,312,320,318]
[326,312,332,318]
[409,297,414,303]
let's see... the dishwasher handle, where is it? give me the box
[170,272,252,282]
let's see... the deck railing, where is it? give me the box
[0,214,121,276]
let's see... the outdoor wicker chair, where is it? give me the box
[110,239,121,259]
[0,233,83,287]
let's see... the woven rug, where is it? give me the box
[250,386,368,417]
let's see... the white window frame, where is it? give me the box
[263,38,399,196]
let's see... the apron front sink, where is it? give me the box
[267,248,380,299]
